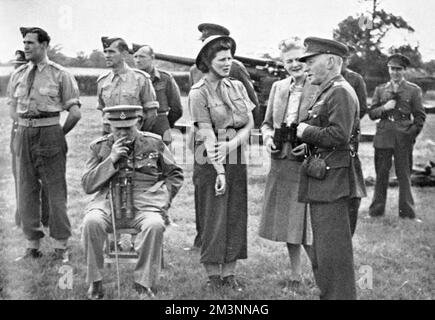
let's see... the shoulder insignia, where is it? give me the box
[405,80,420,89]
[13,63,29,75]
[97,70,112,82]
[191,78,205,89]
[140,131,162,140]
[157,69,171,77]
[47,60,66,71]
[133,68,151,79]
[91,134,112,146]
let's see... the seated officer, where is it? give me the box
[81,105,183,299]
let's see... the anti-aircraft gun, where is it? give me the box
[154,52,287,128]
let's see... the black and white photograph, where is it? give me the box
[0,0,434,304]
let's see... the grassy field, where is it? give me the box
[0,96,434,300]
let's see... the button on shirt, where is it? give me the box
[189,77,255,132]
[97,66,158,123]
[7,58,81,116]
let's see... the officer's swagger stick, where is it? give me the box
[109,181,121,299]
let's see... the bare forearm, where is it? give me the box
[63,105,81,135]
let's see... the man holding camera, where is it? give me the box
[368,54,426,220]
[81,105,183,299]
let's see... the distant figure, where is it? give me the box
[97,37,158,135]
[7,27,82,260]
[187,23,258,251]
[340,45,368,236]
[368,53,426,221]
[132,44,183,145]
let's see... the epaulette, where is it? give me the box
[133,68,151,79]
[13,63,29,75]
[97,70,112,82]
[140,131,162,140]
[190,78,205,90]
[47,60,66,71]
[90,134,112,146]
[157,69,171,77]
[405,80,420,89]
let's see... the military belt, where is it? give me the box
[18,116,60,127]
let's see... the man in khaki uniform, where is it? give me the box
[82,105,183,299]
[368,54,426,220]
[97,37,159,135]
[7,27,81,260]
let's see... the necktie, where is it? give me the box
[27,64,37,96]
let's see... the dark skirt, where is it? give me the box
[193,144,248,264]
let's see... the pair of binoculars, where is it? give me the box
[273,122,299,151]
[112,170,134,220]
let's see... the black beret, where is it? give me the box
[101,36,125,49]
[299,37,348,62]
[131,43,144,54]
[19,27,50,43]
[387,53,410,68]
[198,23,230,39]
[11,50,27,64]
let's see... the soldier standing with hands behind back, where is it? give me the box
[368,54,426,221]
[7,27,81,260]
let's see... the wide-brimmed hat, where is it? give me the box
[102,105,142,128]
[298,37,348,62]
[195,35,236,68]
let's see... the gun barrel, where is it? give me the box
[154,53,195,66]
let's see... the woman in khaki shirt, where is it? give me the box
[189,35,255,291]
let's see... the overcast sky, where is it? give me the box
[1,0,434,63]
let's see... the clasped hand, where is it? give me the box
[210,140,237,164]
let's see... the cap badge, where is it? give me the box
[120,112,126,120]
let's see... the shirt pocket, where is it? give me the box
[208,102,228,128]
[121,84,140,104]
[39,84,60,106]
[14,84,27,98]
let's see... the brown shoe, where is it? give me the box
[87,281,104,300]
